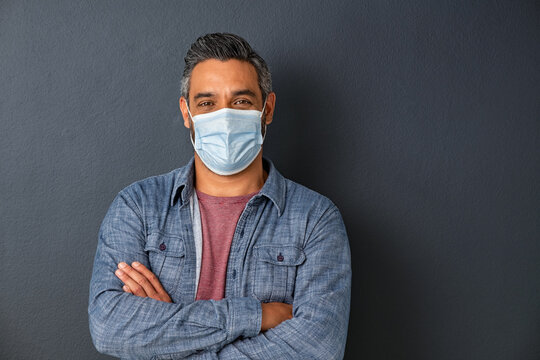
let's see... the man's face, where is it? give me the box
[179,59,275,133]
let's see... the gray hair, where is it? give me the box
[181,33,272,103]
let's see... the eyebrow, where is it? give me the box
[192,89,258,101]
[232,89,257,98]
[193,92,216,100]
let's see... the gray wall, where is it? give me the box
[1,1,538,359]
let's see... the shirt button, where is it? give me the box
[232,269,237,278]
[159,243,166,251]
[239,229,244,237]
[277,253,284,262]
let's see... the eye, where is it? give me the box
[198,101,214,107]
[234,99,252,105]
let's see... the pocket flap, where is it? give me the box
[145,233,185,257]
[254,245,306,266]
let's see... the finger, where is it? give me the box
[122,285,132,294]
[286,304,293,319]
[117,262,158,297]
[132,262,172,303]
[115,268,147,297]
[115,263,155,298]
[131,262,166,294]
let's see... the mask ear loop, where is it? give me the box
[261,97,268,142]
[186,103,197,148]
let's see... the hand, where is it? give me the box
[261,302,293,331]
[115,262,172,303]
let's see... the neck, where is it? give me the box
[194,151,267,197]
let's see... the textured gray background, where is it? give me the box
[1,1,539,359]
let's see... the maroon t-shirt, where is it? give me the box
[194,189,257,301]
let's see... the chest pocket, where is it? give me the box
[144,233,185,299]
[252,245,306,304]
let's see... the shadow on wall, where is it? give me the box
[345,210,428,359]
[267,64,428,359]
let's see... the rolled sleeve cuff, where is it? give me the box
[227,296,261,341]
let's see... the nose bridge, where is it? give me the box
[214,93,230,112]
[216,89,237,110]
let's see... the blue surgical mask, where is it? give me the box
[187,103,267,176]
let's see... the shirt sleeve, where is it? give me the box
[88,191,262,359]
[160,205,352,360]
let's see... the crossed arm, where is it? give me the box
[114,261,293,332]
[89,191,351,359]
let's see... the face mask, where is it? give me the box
[187,103,267,176]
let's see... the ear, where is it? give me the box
[179,97,191,129]
[263,92,276,125]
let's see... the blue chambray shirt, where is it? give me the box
[88,157,351,359]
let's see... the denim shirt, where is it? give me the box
[88,157,351,360]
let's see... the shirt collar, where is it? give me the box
[258,157,286,216]
[170,156,286,216]
[170,157,195,207]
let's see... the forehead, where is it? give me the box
[189,59,261,97]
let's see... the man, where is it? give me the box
[89,33,351,359]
